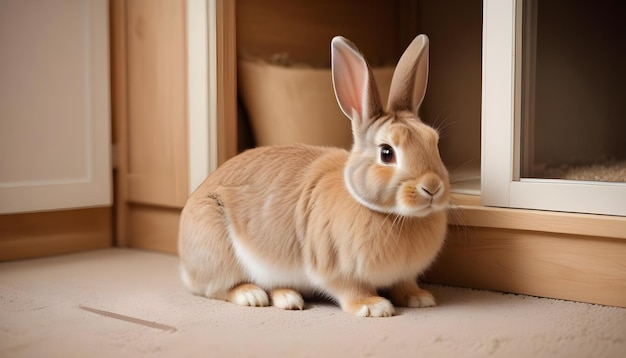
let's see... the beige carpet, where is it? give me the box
[1,249,625,357]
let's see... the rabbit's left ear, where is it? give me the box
[387,34,429,114]
[331,36,384,126]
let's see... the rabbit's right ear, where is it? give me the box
[331,36,384,127]
[387,34,429,114]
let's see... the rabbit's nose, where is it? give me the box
[419,185,442,201]
[418,174,443,198]
[420,185,440,197]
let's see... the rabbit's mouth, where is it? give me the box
[396,176,450,217]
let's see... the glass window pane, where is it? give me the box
[520,0,626,183]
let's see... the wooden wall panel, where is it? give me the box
[425,226,626,307]
[236,0,413,66]
[127,205,179,254]
[111,0,189,248]
[125,0,188,208]
[110,0,130,246]
[0,208,111,261]
[416,0,483,177]
[216,0,238,163]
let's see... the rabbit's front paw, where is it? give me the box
[344,296,395,317]
[405,290,436,308]
[271,288,304,310]
[389,281,437,308]
[227,283,269,307]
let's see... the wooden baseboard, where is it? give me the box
[0,207,112,261]
[424,225,626,307]
[127,204,180,254]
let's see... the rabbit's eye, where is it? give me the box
[380,144,396,164]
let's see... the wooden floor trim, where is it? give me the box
[0,207,112,261]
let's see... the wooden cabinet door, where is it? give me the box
[0,0,111,214]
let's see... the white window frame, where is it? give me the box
[187,0,219,193]
[481,0,626,216]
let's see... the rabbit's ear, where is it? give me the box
[331,36,383,126]
[387,34,429,114]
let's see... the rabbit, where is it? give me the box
[178,34,450,317]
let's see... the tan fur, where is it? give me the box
[178,35,450,317]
